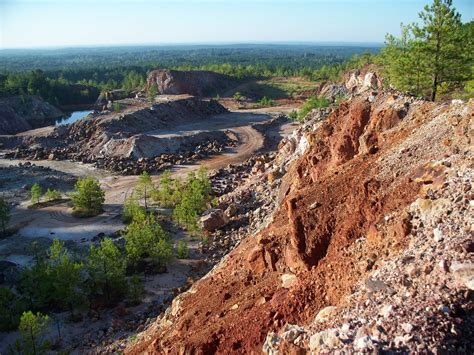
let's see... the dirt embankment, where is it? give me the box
[127,72,473,353]
[0,96,63,135]
[145,69,239,97]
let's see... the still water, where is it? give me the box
[55,110,93,126]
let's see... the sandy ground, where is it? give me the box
[0,109,292,244]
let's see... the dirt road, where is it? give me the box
[0,110,284,241]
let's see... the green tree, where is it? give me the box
[127,275,144,306]
[122,196,146,223]
[134,171,155,211]
[172,168,213,234]
[147,82,158,103]
[44,188,61,202]
[0,287,21,331]
[381,0,471,100]
[47,240,84,316]
[88,238,127,305]
[297,96,329,121]
[176,240,189,259]
[30,183,42,205]
[71,176,105,217]
[155,170,175,208]
[17,311,50,355]
[125,214,172,268]
[0,196,10,235]
[233,91,242,101]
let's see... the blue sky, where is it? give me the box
[0,0,472,49]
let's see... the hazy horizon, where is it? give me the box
[1,0,472,50]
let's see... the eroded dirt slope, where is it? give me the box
[127,73,473,354]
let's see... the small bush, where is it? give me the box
[30,183,42,205]
[176,240,189,259]
[297,96,329,120]
[44,188,62,202]
[71,176,105,217]
[288,110,298,121]
[127,275,144,306]
[258,96,274,107]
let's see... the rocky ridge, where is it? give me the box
[125,70,473,354]
[0,95,63,135]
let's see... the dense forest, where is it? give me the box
[0,44,379,106]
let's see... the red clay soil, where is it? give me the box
[127,92,472,354]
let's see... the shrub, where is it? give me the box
[288,110,298,121]
[44,188,61,202]
[297,96,329,120]
[122,197,146,223]
[71,176,105,217]
[125,214,173,268]
[0,287,22,331]
[0,196,10,235]
[30,183,42,205]
[127,275,144,306]
[16,311,50,355]
[176,240,189,259]
[18,240,85,315]
[88,238,127,305]
[233,91,242,101]
[258,96,274,107]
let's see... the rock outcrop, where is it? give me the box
[1,97,231,174]
[145,69,239,97]
[0,96,63,135]
[126,71,473,354]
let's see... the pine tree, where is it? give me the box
[30,183,42,205]
[134,171,155,211]
[71,176,105,217]
[147,82,158,103]
[381,0,471,100]
[88,238,127,304]
[0,196,10,235]
[17,311,50,355]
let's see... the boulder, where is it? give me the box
[199,208,228,231]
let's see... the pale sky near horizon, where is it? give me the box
[0,0,472,49]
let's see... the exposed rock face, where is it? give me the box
[200,208,228,232]
[0,96,63,134]
[1,97,230,174]
[145,69,238,96]
[126,72,473,353]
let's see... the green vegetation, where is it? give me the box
[127,275,145,306]
[258,96,274,107]
[134,171,155,210]
[0,196,11,235]
[380,0,472,100]
[30,183,42,205]
[122,196,146,223]
[112,102,122,112]
[19,240,84,316]
[0,287,21,331]
[88,238,127,305]
[176,240,190,259]
[172,168,213,235]
[44,188,61,202]
[147,82,158,103]
[71,176,105,217]
[232,91,242,101]
[17,311,50,355]
[296,96,330,121]
[125,214,173,269]
[288,110,298,121]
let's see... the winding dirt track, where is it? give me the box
[1,119,268,240]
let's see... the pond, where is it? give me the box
[55,110,93,126]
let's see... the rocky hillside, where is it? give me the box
[2,97,231,174]
[126,71,473,353]
[0,95,63,135]
[145,69,239,97]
